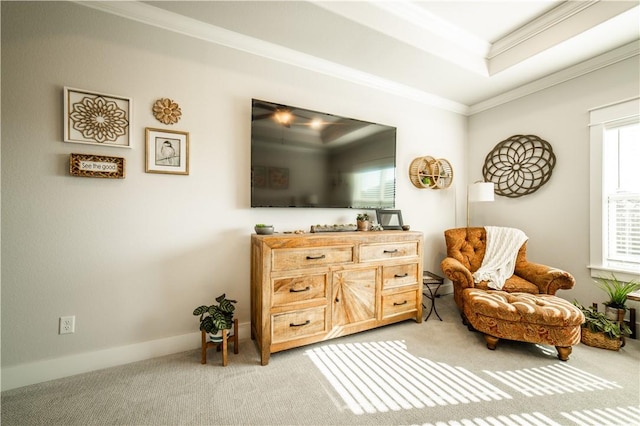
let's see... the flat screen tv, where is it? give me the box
[251,99,397,208]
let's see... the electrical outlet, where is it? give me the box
[59,316,75,334]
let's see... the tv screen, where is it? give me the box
[251,99,397,208]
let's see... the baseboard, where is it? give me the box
[1,322,251,391]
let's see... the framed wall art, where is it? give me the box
[145,128,189,175]
[64,87,132,148]
[69,153,125,179]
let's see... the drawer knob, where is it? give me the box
[290,320,311,327]
[394,273,409,278]
[383,249,398,254]
[393,300,408,306]
[290,286,311,293]
[306,254,326,260]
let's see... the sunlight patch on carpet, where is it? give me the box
[415,411,562,426]
[560,405,640,425]
[483,363,622,397]
[305,340,511,415]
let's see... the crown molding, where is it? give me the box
[469,41,640,115]
[74,1,470,115]
[489,1,596,59]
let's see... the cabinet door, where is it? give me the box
[332,268,376,326]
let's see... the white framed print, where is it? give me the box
[64,87,132,148]
[145,128,189,175]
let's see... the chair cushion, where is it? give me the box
[474,275,539,294]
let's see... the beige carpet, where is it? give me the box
[2,294,639,425]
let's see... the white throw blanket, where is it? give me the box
[472,226,528,290]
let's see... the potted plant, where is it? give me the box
[574,301,630,350]
[193,294,237,342]
[356,213,370,231]
[593,274,640,321]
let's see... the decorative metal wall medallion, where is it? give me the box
[482,134,556,198]
[152,98,182,125]
[64,87,131,148]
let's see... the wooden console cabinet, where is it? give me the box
[251,231,423,365]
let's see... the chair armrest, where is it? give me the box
[441,257,474,289]
[515,262,575,295]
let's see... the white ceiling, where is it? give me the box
[80,1,640,114]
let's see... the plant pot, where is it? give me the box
[580,327,622,351]
[357,220,370,231]
[604,306,625,321]
[255,225,274,235]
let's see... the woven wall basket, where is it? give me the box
[580,328,622,351]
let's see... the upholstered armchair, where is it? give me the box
[440,227,575,314]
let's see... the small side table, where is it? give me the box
[201,318,239,366]
[423,271,444,322]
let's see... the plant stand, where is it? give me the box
[201,318,239,366]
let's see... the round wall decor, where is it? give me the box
[409,156,453,189]
[482,134,556,198]
[152,98,182,125]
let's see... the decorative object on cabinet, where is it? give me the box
[254,224,274,235]
[251,231,423,365]
[69,153,125,179]
[310,224,357,233]
[145,128,189,175]
[356,213,370,231]
[64,87,131,148]
[466,181,494,227]
[409,156,453,189]
[482,134,556,198]
[376,209,403,230]
[152,98,182,125]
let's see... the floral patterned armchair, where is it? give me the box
[440,227,575,315]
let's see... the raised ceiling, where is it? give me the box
[79,1,640,114]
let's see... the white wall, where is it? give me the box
[1,2,465,389]
[468,57,640,311]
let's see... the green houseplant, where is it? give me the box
[573,301,630,350]
[193,294,237,335]
[593,274,640,320]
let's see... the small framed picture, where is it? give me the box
[64,87,132,148]
[69,153,125,179]
[376,209,404,230]
[145,128,189,175]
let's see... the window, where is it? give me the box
[589,98,640,281]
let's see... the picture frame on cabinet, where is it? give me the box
[145,127,189,175]
[63,87,132,148]
[376,209,404,230]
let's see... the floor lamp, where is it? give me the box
[466,181,495,227]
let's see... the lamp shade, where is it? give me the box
[468,182,495,203]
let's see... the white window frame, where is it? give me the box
[588,97,640,282]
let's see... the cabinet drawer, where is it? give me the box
[272,307,328,343]
[382,290,418,318]
[382,263,419,290]
[272,246,354,271]
[272,274,327,307]
[360,242,418,262]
